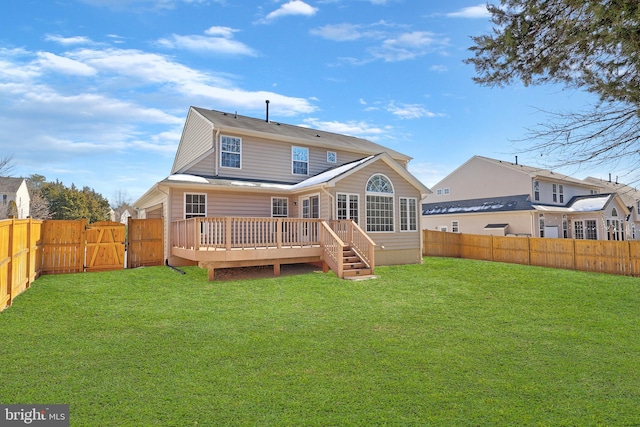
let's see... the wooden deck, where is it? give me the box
[171,217,375,280]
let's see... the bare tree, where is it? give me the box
[0,155,14,176]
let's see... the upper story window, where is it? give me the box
[436,189,442,196]
[327,151,337,163]
[444,188,450,195]
[185,193,206,219]
[221,135,241,169]
[552,184,564,203]
[533,180,540,201]
[366,174,394,232]
[292,146,309,175]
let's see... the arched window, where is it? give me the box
[366,174,394,232]
[612,208,618,217]
[366,174,393,193]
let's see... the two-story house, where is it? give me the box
[0,177,30,219]
[134,106,430,279]
[422,156,629,240]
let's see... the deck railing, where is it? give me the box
[172,217,322,251]
[171,217,376,278]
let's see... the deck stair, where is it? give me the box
[342,246,372,277]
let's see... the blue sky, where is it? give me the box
[1,0,603,204]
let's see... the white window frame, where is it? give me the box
[399,197,418,232]
[292,146,309,175]
[327,151,337,164]
[533,180,540,201]
[336,193,359,224]
[184,193,207,219]
[559,184,564,203]
[436,189,442,196]
[444,188,450,195]
[271,197,288,218]
[365,174,394,233]
[220,135,242,169]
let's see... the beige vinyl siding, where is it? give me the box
[534,179,595,205]
[186,154,215,176]
[171,189,286,221]
[422,211,535,236]
[431,157,532,202]
[213,136,366,183]
[332,161,421,252]
[172,111,214,174]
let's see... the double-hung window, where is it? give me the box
[399,197,417,231]
[185,194,206,219]
[533,180,540,201]
[366,174,394,232]
[271,197,288,218]
[292,146,309,175]
[221,135,241,169]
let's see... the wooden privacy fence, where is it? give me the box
[1,218,164,311]
[127,217,164,268]
[0,219,42,310]
[423,229,640,277]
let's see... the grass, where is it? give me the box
[1,258,639,426]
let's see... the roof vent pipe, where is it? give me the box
[515,155,518,165]
[265,100,270,123]
[609,173,612,182]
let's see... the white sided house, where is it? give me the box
[0,177,30,219]
[422,156,630,241]
[135,106,430,279]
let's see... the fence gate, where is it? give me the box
[86,221,125,272]
[41,219,86,274]
[127,218,164,268]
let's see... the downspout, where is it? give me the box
[214,127,220,177]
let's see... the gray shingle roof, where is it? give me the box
[422,194,534,216]
[192,107,412,161]
[0,177,25,193]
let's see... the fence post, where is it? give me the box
[7,219,14,307]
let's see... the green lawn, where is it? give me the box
[1,258,639,426]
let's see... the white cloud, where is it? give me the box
[302,117,391,140]
[372,31,448,62]
[36,52,97,76]
[45,35,94,46]
[263,0,318,22]
[386,102,445,119]
[158,34,256,56]
[408,162,445,188]
[446,4,490,19]
[310,23,368,41]
[430,64,448,73]
[311,22,449,63]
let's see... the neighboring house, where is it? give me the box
[135,106,430,278]
[422,156,630,240]
[0,177,30,219]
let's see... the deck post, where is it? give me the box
[277,219,282,248]
[207,266,215,281]
[273,263,281,276]
[225,217,232,250]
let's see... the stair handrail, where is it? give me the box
[320,221,345,278]
[349,221,376,272]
